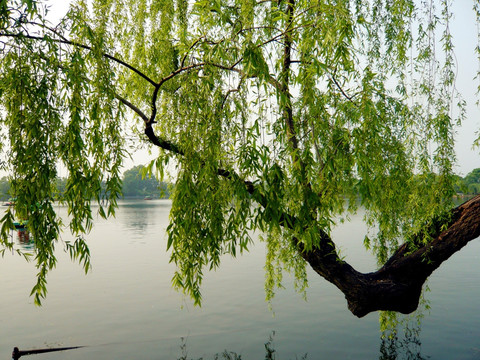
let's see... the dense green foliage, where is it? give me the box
[460,168,480,194]
[0,0,479,306]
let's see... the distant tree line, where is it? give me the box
[121,165,170,199]
[454,168,480,195]
[0,165,170,201]
[1,167,478,202]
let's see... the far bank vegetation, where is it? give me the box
[0,165,171,201]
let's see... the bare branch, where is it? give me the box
[115,94,149,123]
[0,32,158,87]
[180,36,205,69]
[330,74,358,106]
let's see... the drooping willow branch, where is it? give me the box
[5,21,480,318]
[0,31,157,86]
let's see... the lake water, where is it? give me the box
[1,200,479,359]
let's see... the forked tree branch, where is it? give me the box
[122,24,480,318]
[6,22,480,319]
[143,105,480,318]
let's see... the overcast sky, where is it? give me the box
[448,1,480,175]
[16,1,480,176]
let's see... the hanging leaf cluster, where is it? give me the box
[0,0,478,305]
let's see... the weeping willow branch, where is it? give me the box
[0,32,158,86]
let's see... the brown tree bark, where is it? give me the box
[302,195,480,317]
[144,122,480,317]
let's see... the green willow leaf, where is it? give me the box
[0,0,477,308]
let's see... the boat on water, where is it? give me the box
[2,198,16,206]
[13,220,27,230]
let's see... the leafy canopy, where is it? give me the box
[0,0,479,305]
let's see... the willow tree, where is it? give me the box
[1,0,480,317]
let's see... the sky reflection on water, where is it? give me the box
[1,200,479,359]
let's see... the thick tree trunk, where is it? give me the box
[144,124,480,317]
[302,195,480,317]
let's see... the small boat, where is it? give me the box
[13,220,28,229]
[2,197,16,206]
[144,196,153,200]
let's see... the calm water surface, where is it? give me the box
[1,200,479,359]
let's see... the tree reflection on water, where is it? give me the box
[15,230,33,250]
[378,298,430,360]
[9,229,34,253]
[176,332,308,360]
[175,314,433,360]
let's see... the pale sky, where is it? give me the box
[5,1,480,176]
[449,1,480,175]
